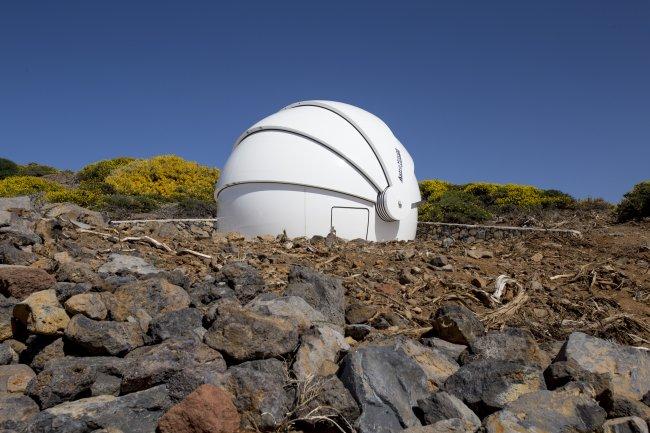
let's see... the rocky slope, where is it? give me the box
[0,195,649,433]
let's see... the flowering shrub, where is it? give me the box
[419,179,450,201]
[78,157,137,184]
[105,155,219,201]
[44,188,105,208]
[0,176,64,197]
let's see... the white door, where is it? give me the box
[331,207,369,240]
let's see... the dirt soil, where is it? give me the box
[70,212,650,349]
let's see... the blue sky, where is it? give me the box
[1,1,648,202]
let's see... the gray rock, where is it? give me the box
[483,388,606,433]
[30,337,65,372]
[219,261,266,304]
[166,364,228,403]
[44,203,106,228]
[64,293,107,320]
[421,337,467,362]
[0,242,37,266]
[55,261,101,286]
[204,302,299,362]
[0,363,36,394]
[0,393,39,431]
[0,296,16,342]
[402,418,478,433]
[543,360,611,396]
[386,337,459,389]
[107,277,191,322]
[286,265,346,326]
[27,385,172,433]
[459,327,550,368]
[444,359,546,417]
[427,304,485,345]
[97,253,161,276]
[293,325,349,381]
[146,308,204,344]
[345,324,373,341]
[415,392,480,430]
[0,342,15,364]
[187,281,234,308]
[600,390,650,425]
[293,375,360,431]
[339,345,432,433]
[121,338,226,394]
[54,282,93,303]
[246,294,330,331]
[225,358,292,431]
[602,417,648,433]
[27,356,126,409]
[0,196,33,213]
[555,332,649,400]
[64,314,144,356]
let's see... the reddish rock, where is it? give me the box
[157,384,240,433]
[0,265,56,300]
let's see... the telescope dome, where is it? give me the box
[216,100,420,241]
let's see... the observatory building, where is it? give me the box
[215,100,421,241]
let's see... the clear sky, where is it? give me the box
[1,1,648,202]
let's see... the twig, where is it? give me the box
[177,248,213,259]
[120,236,173,252]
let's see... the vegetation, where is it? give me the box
[0,175,64,197]
[17,162,58,177]
[105,155,219,201]
[419,179,577,223]
[616,181,650,222]
[0,158,20,179]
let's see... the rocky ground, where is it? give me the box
[0,195,648,433]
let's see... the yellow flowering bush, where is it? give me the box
[78,157,137,184]
[419,179,450,201]
[44,188,105,208]
[0,176,64,197]
[105,155,220,201]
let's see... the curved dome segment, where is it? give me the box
[233,104,388,193]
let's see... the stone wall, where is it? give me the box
[416,222,581,243]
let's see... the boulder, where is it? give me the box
[225,358,292,431]
[339,345,431,433]
[26,356,125,409]
[246,294,330,331]
[345,324,373,341]
[65,314,144,356]
[54,282,93,303]
[44,202,106,227]
[108,278,191,321]
[0,364,36,393]
[0,296,16,341]
[27,384,172,433]
[55,261,101,285]
[427,304,485,345]
[415,391,480,430]
[293,375,360,431]
[166,365,229,403]
[64,293,108,320]
[121,339,226,394]
[483,388,606,433]
[30,337,65,372]
[388,337,459,389]
[0,241,37,266]
[146,308,204,343]
[204,303,299,362]
[444,359,546,417]
[0,265,56,299]
[13,289,70,336]
[157,384,240,433]
[600,390,650,425]
[219,261,266,304]
[555,332,649,400]
[543,360,611,396]
[421,337,467,362]
[0,393,39,431]
[97,253,161,276]
[0,341,16,364]
[286,265,346,326]
[345,302,378,325]
[188,281,235,308]
[459,327,550,368]
[402,419,478,433]
[293,325,349,381]
[602,417,648,433]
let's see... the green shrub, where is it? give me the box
[616,181,650,222]
[422,190,491,224]
[177,197,218,217]
[105,155,219,202]
[18,163,58,177]
[0,176,64,197]
[78,157,137,183]
[102,194,160,214]
[0,158,19,179]
[44,188,105,208]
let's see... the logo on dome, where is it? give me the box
[395,148,403,182]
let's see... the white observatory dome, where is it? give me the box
[215,100,421,241]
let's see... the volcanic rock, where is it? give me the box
[13,289,70,336]
[64,314,144,356]
[428,304,485,345]
[286,265,346,326]
[0,265,55,299]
